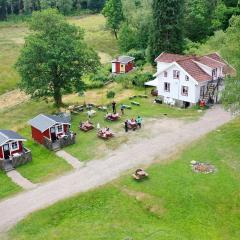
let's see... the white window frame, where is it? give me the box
[11,141,19,151]
[181,86,189,96]
[56,124,63,134]
[164,82,170,92]
[173,70,180,79]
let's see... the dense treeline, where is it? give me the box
[103,0,239,63]
[0,0,106,20]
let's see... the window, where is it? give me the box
[200,86,205,97]
[164,82,170,92]
[3,144,9,151]
[11,142,18,150]
[212,68,217,77]
[57,125,63,133]
[185,75,189,81]
[182,86,189,96]
[173,70,180,79]
[164,71,168,77]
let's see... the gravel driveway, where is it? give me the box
[0,106,233,233]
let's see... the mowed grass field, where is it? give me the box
[0,14,118,95]
[8,118,240,240]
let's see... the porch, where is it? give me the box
[43,132,76,151]
[0,148,32,172]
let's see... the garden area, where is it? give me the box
[7,118,240,240]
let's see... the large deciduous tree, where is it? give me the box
[16,9,100,107]
[148,0,184,64]
[102,0,123,39]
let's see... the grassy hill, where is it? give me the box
[0,14,118,95]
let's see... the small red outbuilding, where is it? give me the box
[112,56,135,74]
[28,114,71,145]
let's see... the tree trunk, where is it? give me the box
[53,87,63,107]
[113,29,118,39]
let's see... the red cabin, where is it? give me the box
[112,56,135,74]
[0,130,32,171]
[28,114,74,151]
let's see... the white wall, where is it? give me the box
[157,62,171,73]
[112,63,116,73]
[156,64,198,104]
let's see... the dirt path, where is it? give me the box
[7,171,36,190]
[0,106,233,233]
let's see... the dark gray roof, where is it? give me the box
[112,55,135,64]
[0,130,26,146]
[28,114,70,133]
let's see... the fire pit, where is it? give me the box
[191,161,216,174]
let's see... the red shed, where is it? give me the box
[112,56,135,74]
[0,130,26,160]
[28,114,71,145]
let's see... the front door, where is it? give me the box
[200,86,205,98]
[3,144,10,160]
[50,127,57,142]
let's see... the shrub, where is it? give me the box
[106,90,116,99]
[127,49,145,62]
[132,72,153,87]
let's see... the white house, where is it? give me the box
[145,52,235,107]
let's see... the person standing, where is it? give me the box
[136,116,142,128]
[112,101,116,114]
[124,120,129,133]
[120,104,125,115]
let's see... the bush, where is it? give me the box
[127,49,145,62]
[132,72,153,87]
[106,90,116,99]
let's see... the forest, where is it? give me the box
[0,0,106,19]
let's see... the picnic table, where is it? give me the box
[132,168,149,180]
[97,129,114,140]
[131,101,140,106]
[87,110,96,118]
[79,121,94,132]
[105,113,120,121]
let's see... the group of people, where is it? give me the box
[80,100,143,136]
[124,116,142,132]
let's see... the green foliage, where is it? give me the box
[132,71,152,87]
[106,90,115,98]
[118,23,137,52]
[102,0,124,39]
[148,0,185,64]
[16,9,100,106]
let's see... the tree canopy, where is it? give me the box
[16,9,100,107]
[102,0,124,39]
[148,0,184,63]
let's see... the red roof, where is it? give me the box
[177,59,212,82]
[195,56,225,68]
[155,53,192,63]
[155,52,235,82]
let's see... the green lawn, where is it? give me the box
[0,172,21,199]
[9,118,240,240]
